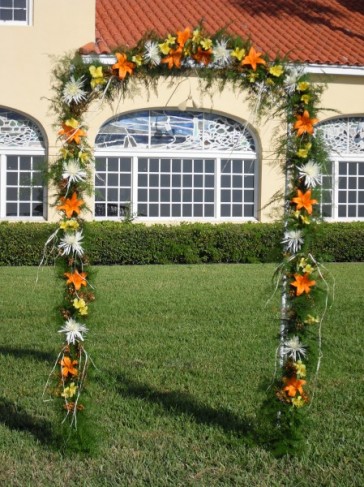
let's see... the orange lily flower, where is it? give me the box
[242,47,267,71]
[64,271,88,291]
[57,192,84,218]
[283,376,306,397]
[161,47,183,69]
[177,27,191,48]
[292,189,318,214]
[60,356,78,377]
[58,124,86,145]
[193,47,212,66]
[291,273,316,296]
[294,110,319,136]
[112,52,136,80]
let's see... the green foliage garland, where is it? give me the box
[46,24,331,454]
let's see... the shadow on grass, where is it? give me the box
[0,346,55,362]
[0,397,60,447]
[113,372,257,442]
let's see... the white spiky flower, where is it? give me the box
[62,76,87,104]
[144,40,161,66]
[58,231,84,256]
[284,67,304,94]
[62,160,87,188]
[282,230,304,254]
[298,161,322,188]
[58,318,88,345]
[213,40,231,66]
[282,336,307,361]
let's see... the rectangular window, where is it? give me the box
[2,154,44,218]
[220,159,255,218]
[337,161,364,219]
[137,157,215,218]
[94,156,132,218]
[0,0,30,24]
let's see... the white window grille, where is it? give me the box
[95,110,258,220]
[0,109,45,219]
[0,0,31,24]
[318,117,364,220]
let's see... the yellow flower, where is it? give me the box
[292,395,305,407]
[78,151,90,163]
[61,382,78,399]
[299,258,313,273]
[300,215,311,225]
[297,148,309,158]
[60,148,71,159]
[200,38,213,50]
[301,94,311,104]
[60,219,80,230]
[192,29,201,43]
[132,54,143,66]
[231,47,246,61]
[269,65,284,77]
[159,34,176,54]
[295,360,306,378]
[73,298,88,316]
[64,118,79,129]
[159,41,171,55]
[89,65,106,89]
[297,143,312,158]
[304,314,320,325]
[166,34,176,44]
[297,81,310,91]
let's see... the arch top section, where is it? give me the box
[95,110,256,153]
[0,108,45,149]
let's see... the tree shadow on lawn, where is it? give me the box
[113,372,262,445]
[111,372,294,455]
[0,397,61,448]
[0,345,55,363]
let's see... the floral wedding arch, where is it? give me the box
[45,26,330,454]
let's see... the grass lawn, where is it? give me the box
[0,263,363,486]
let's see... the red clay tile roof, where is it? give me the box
[80,0,364,66]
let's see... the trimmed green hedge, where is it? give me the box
[0,221,363,266]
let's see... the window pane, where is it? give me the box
[14,9,26,21]
[95,204,105,216]
[161,174,170,187]
[108,158,118,171]
[7,172,18,185]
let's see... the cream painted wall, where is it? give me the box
[0,0,95,150]
[1,4,363,223]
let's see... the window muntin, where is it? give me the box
[95,110,257,221]
[0,0,29,24]
[317,117,364,221]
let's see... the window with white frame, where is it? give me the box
[94,110,257,220]
[0,0,31,24]
[318,116,364,220]
[0,108,45,219]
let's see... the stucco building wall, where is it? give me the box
[1,1,363,222]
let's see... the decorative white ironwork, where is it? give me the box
[0,109,45,148]
[318,117,364,155]
[95,110,256,152]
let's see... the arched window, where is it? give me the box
[94,110,258,220]
[318,116,364,220]
[0,108,46,219]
